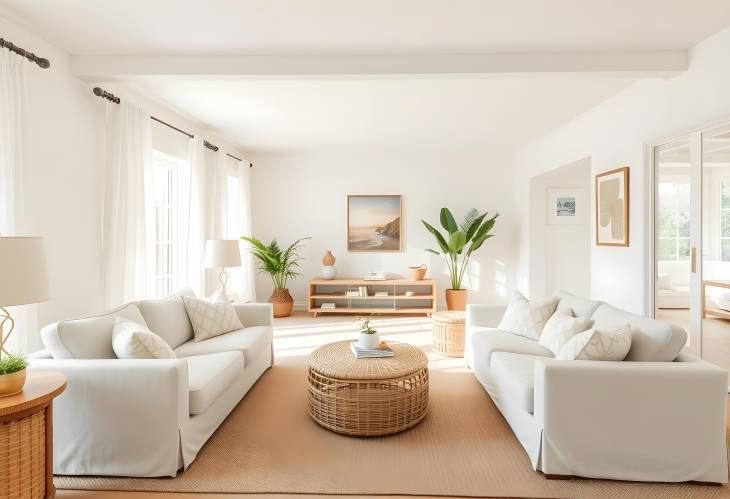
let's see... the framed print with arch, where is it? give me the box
[595,166,630,247]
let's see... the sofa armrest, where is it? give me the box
[29,358,189,477]
[234,303,273,327]
[465,304,506,368]
[533,358,729,482]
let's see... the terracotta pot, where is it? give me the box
[445,289,467,311]
[269,288,294,318]
[0,368,26,397]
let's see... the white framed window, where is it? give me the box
[152,150,188,297]
[656,181,690,261]
[720,179,730,261]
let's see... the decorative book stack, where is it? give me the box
[320,302,336,310]
[350,342,394,359]
[363,271,386,281]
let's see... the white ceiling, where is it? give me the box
[2,1,729,156]
[126,76,634,155]
[2,0,730,55]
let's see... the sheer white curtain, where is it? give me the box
[0,49,37,353]
[236,160,256,302]
[101,101,155,308]
[179,136,207,296]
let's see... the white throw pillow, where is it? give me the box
[182,296,243,342]
[557,326,632,361]
[539,309,593,355]
[497,292,559,340]
[656,274,673,290]
[139,288,196,349]
[112,319,176,359]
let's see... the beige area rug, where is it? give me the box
[56,354,729,498]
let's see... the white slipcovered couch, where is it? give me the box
[466,290,728,484]
[29,288,273,477]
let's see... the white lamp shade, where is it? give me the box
[204,240,242,269]
[0,237,50,306]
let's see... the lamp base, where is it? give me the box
[0,306,15,356]
[209,287,232,304]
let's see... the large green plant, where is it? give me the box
[422,208,498,290]
[241,236,310,290]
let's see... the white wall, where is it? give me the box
[528,158,591,299]
[250,150,519,309]
[514,26,730,314]
[0,15,103,349]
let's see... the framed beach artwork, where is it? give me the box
[347,195,402,252]
[547,187,585,225]
[595,166,630,247]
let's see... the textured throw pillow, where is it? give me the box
[182,296,243,342]
[539,309,593,355]
[497,292,559,340]
[557,326,632,361]
[112,319,176,359]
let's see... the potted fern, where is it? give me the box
[422,208,498,310]
[241,236,310,318]
[0,353,27,397]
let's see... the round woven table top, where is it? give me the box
[309,340,427,380]
[431,311,466,324]
[0,371,66,418]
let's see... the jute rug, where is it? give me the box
[56,355,729,498]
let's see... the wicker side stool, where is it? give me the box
[0,371,66,499]
[308,341,429,437]
[432,311,466,357]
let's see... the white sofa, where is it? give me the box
[29,288,274,477]
[465,290,729,484]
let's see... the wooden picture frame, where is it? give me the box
[595,166,629,247]
[347,195,402,252]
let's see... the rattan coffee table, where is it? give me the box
[307,340,429,437]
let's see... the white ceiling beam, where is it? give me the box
[71,51,687,81]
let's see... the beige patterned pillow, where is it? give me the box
[112,319,176,359]
[497,292,559,340]
[539,309,593,355]
[182,296,243,342]
[557,326,632,361]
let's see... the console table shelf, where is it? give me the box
[308,278,436,317]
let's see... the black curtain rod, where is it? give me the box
[93,87,194,139]
[92,86,250,166]
[0,37,50,69]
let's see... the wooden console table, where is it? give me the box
[0,371,66,499]
[308,278,436,317]
[702,279,730,320]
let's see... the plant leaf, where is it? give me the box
[424,248,441,255]
[464,212,487,242]
[459,208,480,232]
[448,230,467,253]
[440,208,458,234]
[422,220,449,253]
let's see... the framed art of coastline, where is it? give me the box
[347,195,402,252]
[596,166,629,247]
[547,187,585,225]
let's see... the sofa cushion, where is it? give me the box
[554,289,603,318]
[174,326,273,365]
[539,309,593,355]
[490,352,541,414]
[41,303,147,359]
[186,351,244,415]
[112,319,177,360]
[182,296,243,342]
[470,327,553,367]
[497,292,559,340]
[590,304,687,361]
[139,288,196,349]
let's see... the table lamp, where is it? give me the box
[204,239,242,303]
[0,237,50,356]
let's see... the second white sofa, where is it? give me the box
[30,288,273,477]
[466,290,728,484]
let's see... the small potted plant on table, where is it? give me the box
[0,353,27,397]
[357,317,380,349]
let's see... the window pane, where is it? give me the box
[723,240,730,262]
[677,183,690,237]
[657,238,677,261]
[723,181,730,211]
[677,238,690,261]
[722,210,730,238]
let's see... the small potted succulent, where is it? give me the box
[357,317,380,349]
[0,353,27,397]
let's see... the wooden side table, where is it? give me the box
[0,371,66,499]
[432,311,466,357]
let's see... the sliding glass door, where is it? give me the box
[654,122,730,372]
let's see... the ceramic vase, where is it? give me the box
[358,332,380,349]
[321,265,337,280]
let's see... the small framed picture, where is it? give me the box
[547,187,585,225]
[595,166,629,246]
